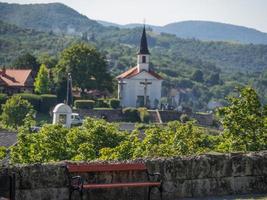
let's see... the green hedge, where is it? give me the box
[138,107,150,123]
[14,93,41,111]
[74,100,95,109]
[109,99,120,109]
[40,94,57,113]
[122,107,140,122]
[95,99,109,108]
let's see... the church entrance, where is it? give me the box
[136,96,150,107]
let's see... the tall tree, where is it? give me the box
[12,53,40,73]
[218,87,267,152]
[55,43,113,95]
[34,64,51,94]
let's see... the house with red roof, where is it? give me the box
[0,68,34,94]
[116,26,163,108]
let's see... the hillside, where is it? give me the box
[0,2,105,35]
[0,20,75,65]
[98,20,267,44]
[1,2,267,110]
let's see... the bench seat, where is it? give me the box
[83,181,161,189]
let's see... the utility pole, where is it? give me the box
[66,73,73,107]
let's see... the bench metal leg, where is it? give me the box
[69,189,72,200]
[147,187,151,200]
[159,185,163,200]
[79,190,83,200]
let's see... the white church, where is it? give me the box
[116,26,163,108]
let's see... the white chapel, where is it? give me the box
[116,26,163,108]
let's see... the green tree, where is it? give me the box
[12,53,40,73]
[191,70,204,83]
[55,43,113,95]
[34,64,51,94]
[218,87,267,152]
[1,96,35,129]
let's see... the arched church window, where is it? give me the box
[142,56,146,63]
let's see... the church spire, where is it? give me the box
[138,26,150,55]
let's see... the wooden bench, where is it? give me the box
[66,163,162,200]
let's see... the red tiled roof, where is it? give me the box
[116,66,163,80]
[0,69,32,87]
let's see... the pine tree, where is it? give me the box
[34,64,50,94]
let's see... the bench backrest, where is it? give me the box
[67,163,147,173]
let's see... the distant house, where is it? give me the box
[0,68,34,94]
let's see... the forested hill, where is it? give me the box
[0,2,106,34]
[99,20,267,45]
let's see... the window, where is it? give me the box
[142,56,146,63]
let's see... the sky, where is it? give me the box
[2,0,267,32]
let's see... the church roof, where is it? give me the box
[116,66,162,80]
[138,26,150,55]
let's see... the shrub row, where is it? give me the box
[13,93,57,113]
[74,98,120,109]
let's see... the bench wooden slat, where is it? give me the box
[83,182,161,189]
[67,163,147,172]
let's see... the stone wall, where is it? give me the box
[2,152,266,200]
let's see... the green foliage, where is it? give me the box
[1,96,35,129]
[122,107,140,122]
[138,107,150,123]
[12,52,40,72]
[55,43,113,93]
[95,99,109,108]
[0,93,8,107]
[74,100,95,109]
[34,64,51,94]
[0,146,6,160]
[14,93,41,111]
[10,118,126,163]
[218,87,267,152]
[40,94,57,113]
[180,114,190,123]
[109,99,120,109]
[192,70,204,83]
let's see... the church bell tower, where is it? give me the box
[137,26,150,72]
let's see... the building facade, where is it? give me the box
[117,26,163,108]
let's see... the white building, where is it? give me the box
[116,26,163,108]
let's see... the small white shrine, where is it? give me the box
[53,103,72,128]
[116,26,163,108]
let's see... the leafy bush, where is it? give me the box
[14,93,41,111]
[122,107,140,122]
[0,146,6,160]
[1,96,34,129]
[0,93,8,111]
[180,114,190,123]
[40,94,57,113]
[95,99,109,108]
[138,107,150,123]
[74,100,95,109]
[109,99,120,109]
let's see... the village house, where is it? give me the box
[0,68,34,94]
[116,26,163,108]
